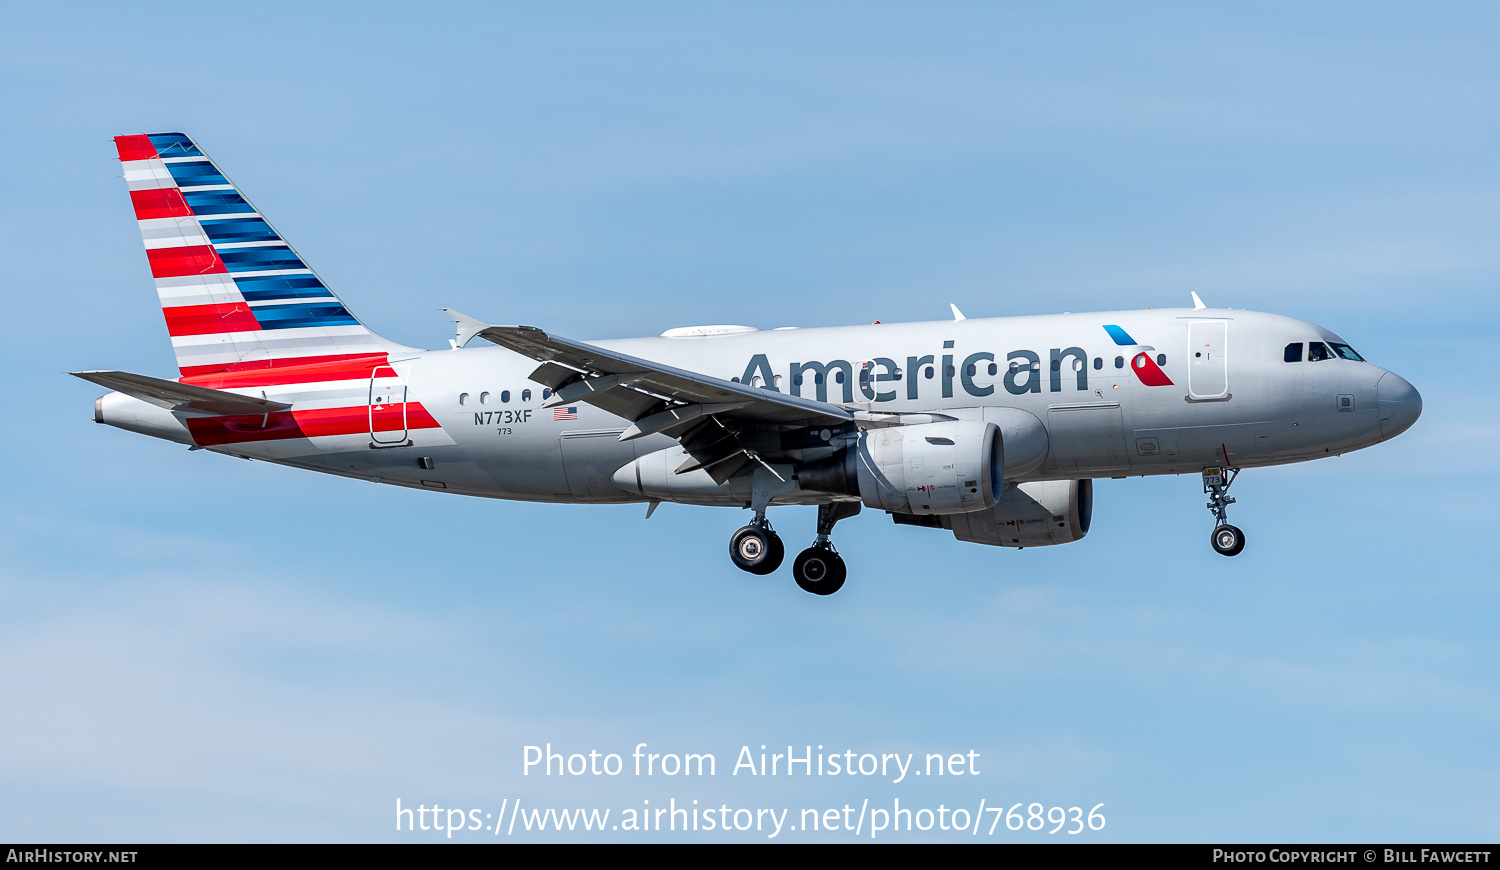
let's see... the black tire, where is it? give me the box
[759,533,785,575]
[1210,524,1246,557]
[793,547,847,595]
[730,526,783,574]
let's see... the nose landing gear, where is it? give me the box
[1211,523,1245,556]
[1203,466,1246,557]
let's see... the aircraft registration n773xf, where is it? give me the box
[78,133,1423,595]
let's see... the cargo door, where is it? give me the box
[1045,402,1128,474]
[560,429,636,502]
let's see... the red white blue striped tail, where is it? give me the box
[114,132,410,382]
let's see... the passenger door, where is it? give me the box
[1187,320,1229,400]
[369,365,410,446]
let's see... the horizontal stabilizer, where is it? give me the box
[72,370,291,416]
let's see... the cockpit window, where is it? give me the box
[1329,343,1364,361]
[1308,341,1331,362]
[1284,343,1302,363]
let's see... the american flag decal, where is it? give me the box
[553,406,579,421]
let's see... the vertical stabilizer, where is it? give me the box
[113,132,412,380]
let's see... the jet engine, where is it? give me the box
[799,420,1004,515]
[931,479,1093,548]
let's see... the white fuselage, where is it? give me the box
[94,306,1422,507]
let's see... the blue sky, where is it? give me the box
[2,2,1497,842]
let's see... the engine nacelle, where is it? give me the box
[934,479,1092,548]
[800,420,1004,515]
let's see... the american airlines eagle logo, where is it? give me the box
[1103,325,1174,387]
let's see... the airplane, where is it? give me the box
[77,132,1423,596]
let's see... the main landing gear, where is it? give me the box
[729,517,784,575]
[1203,466,1246,557]
[792,547,845,596]
[791,502,861,596]
[728,502,861,595]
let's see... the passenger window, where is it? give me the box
[924,367,935,379]
[944,365,955,378]
[542,388,551,399]
[1114,356,1124,369]
[479,391,489,404]
[1284,343,1303,363]
[833,371,843,384]
[1156,354,1166,366]
[501,390,511,403]
[459,392,469,405]
[1330,343,1364,361]
[1093,357,1102,370]
[1308,342,1331,362]
[522,389,532,402]
[987,363,998,376]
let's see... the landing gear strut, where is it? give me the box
[729,464,793,575]
[1203,466,1246,557]
[792,502,860,595]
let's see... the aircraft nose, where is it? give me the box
[1376,371,1422,440]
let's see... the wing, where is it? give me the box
[474,324,854,482]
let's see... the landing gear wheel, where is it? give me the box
[730,526,784,574]
[793,547,847,595]
[762,533,785,575]
[1210,524,1246,557]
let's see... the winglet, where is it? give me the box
[443,308,490,349]
[1190,292,1207,310]
[950,303,966,322]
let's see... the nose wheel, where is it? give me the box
[1210,523,1246,556]
[1203,466,1246,557]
